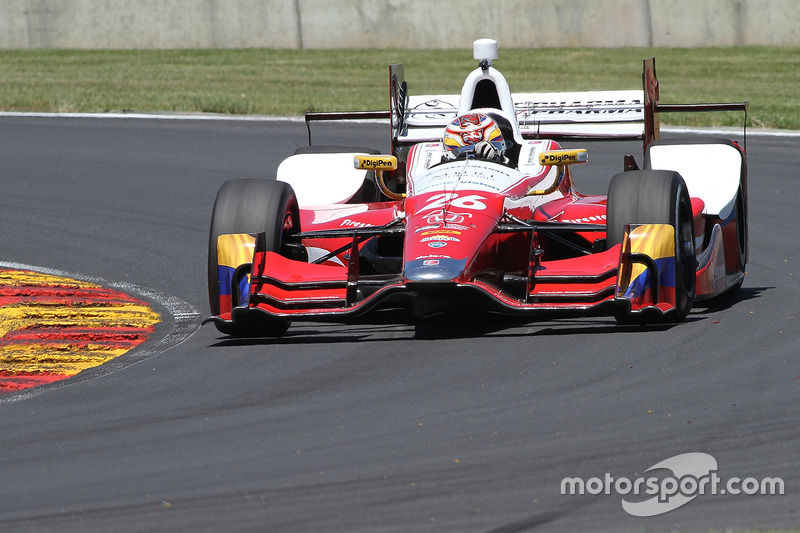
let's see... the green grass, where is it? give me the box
[1,47,798,129]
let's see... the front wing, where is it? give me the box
[206,223,697,330]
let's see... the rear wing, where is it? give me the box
[305,57,748,154]
[641,58,749,151]
[390,61,645,143]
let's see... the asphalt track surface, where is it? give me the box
[0,115,797,532]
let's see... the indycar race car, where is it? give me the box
[205,39,748,336]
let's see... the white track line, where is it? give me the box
[0,111,304,122]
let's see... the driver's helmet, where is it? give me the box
[442,112,506,161]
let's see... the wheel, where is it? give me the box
[723,186,747,296]
[207,179,300,336]
[607,170,696,323]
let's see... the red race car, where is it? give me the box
[205,39,748,336]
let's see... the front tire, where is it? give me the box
[208,179,300,336]
[607,170,696,324]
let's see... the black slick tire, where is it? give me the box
[207,179,300,336]
[606,170,696,324]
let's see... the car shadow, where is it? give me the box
[207,286,770,347]
[208,313,656,346]
[693,285,769,313]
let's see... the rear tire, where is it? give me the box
[208,179,300,336]
[724,186,747,296]
[607,170,696,324]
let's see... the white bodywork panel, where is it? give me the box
[406,139,559,197]
[405,142,444,185]
[277,152,369,207]
[648,143,743,219]
[408,160,530,196]
[406,140,558,199]
[516,140,560,176]
[407,140,555,178]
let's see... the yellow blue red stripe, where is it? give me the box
[216,233,257,313]
[622,224,676,300]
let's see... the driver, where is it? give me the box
[442,112,509,165]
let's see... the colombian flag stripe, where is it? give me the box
[216,234,256,312]
[624,224,676,298]
[218,234,256,270]
[626,256,676,298]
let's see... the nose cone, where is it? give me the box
[404,258,467,283]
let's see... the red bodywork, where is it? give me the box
[211,158,699,326]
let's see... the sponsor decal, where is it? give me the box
[340,218,372,228]
[421,236,460,243]
[428,242,447,248]
[543,152,576,164]
[517,98,643,118]
[410,98,457,120]
[560,214,607,224]
[409,144,441,169]
[425,212,473,225]
[415,224,440,233]
[540,150,588,165]
[416,223,472,233]
[422,260,440,266]
[354,155,397,171]
[421,230,461,236]
[561,452,785,517]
